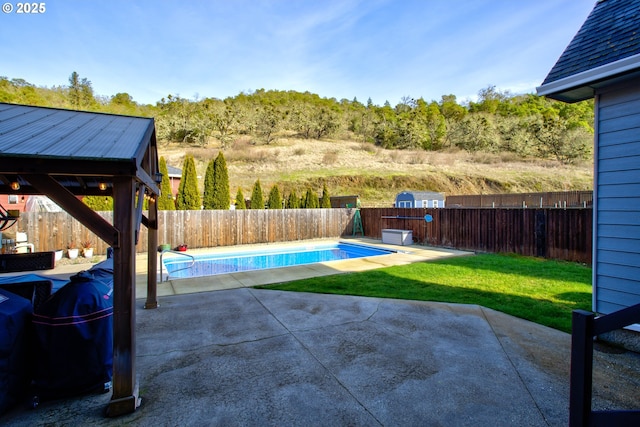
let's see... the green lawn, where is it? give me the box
[259,253,592,333]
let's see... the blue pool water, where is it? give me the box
[162,242,394,280]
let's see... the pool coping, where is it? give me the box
[141,238,472,299]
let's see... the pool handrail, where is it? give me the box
[159,249,195,282]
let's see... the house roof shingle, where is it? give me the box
[542,0,640,85]
[537,0,640,102]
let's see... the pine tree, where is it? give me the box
[202,158,216,209]
[286,189,299,209]
[267,185,282,209]
[235,188,246,209]
[212,151,230,209]
[68,71,95,110]
[157,157,175,210]
[320,183,331,208]
[250,180,264,209]
[176,155,201,210]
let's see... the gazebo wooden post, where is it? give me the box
[106,176,141,417]
[145,196,159,309]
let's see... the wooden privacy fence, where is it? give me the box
[11,207,592,264]
[360,208,593,264]
[447,190,593,208]
[12,209,356,255]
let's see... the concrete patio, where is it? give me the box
[1,240,639,426]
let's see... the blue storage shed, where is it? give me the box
[395,191,445,208]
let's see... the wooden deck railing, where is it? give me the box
[570,305,640,426]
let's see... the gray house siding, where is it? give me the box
[594,80,640,314]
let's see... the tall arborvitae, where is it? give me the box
[267,185,282,209]
[176,155,201,210]
[320,183,331,208]
[286,189,300,209]
[304,188,319,208]
[250,180,264,209]
[235,188,246,209]
[202,158,215,209]
[212,151,230,209]
[157,157,175,210]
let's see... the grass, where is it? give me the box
[259,253,592,333]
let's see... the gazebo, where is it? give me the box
[0,102,160,416]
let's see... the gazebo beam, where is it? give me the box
[23,174,118,246]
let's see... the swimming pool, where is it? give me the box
[161,242,394,280]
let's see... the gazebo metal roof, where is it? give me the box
[0,102,160,417]
[0,103,159,195]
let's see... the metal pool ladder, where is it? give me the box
[159,250,195,282]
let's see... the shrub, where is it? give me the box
[322,150,338,165]
[212,151,230,209]
[157,157,175,210]
[320,183,331,208]
[268,185,282,209]
[286,189,300,208]
[250,180,264,209]
[176,155,201,210]
[235,188,246,209]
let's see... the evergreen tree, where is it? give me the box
[250,180,264,209]
[157,157,175,210]
[320,183,331,208]
[68,71,95,110]
[304,188,319,208]
[235,188,246,209]
[202,158,216,209]
[286,189,300,209]
[267,185,282,209]
[212,151,230,209]
[175,155,201,210]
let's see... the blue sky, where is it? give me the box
[1,0,595,106]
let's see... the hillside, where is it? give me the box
[1,77,596,205]
[159,137,593,207]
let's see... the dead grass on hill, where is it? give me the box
[157,137,593,206]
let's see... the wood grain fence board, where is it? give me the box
[447,191,593,208]
[360,207,592,263]
[12,208,590,263]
